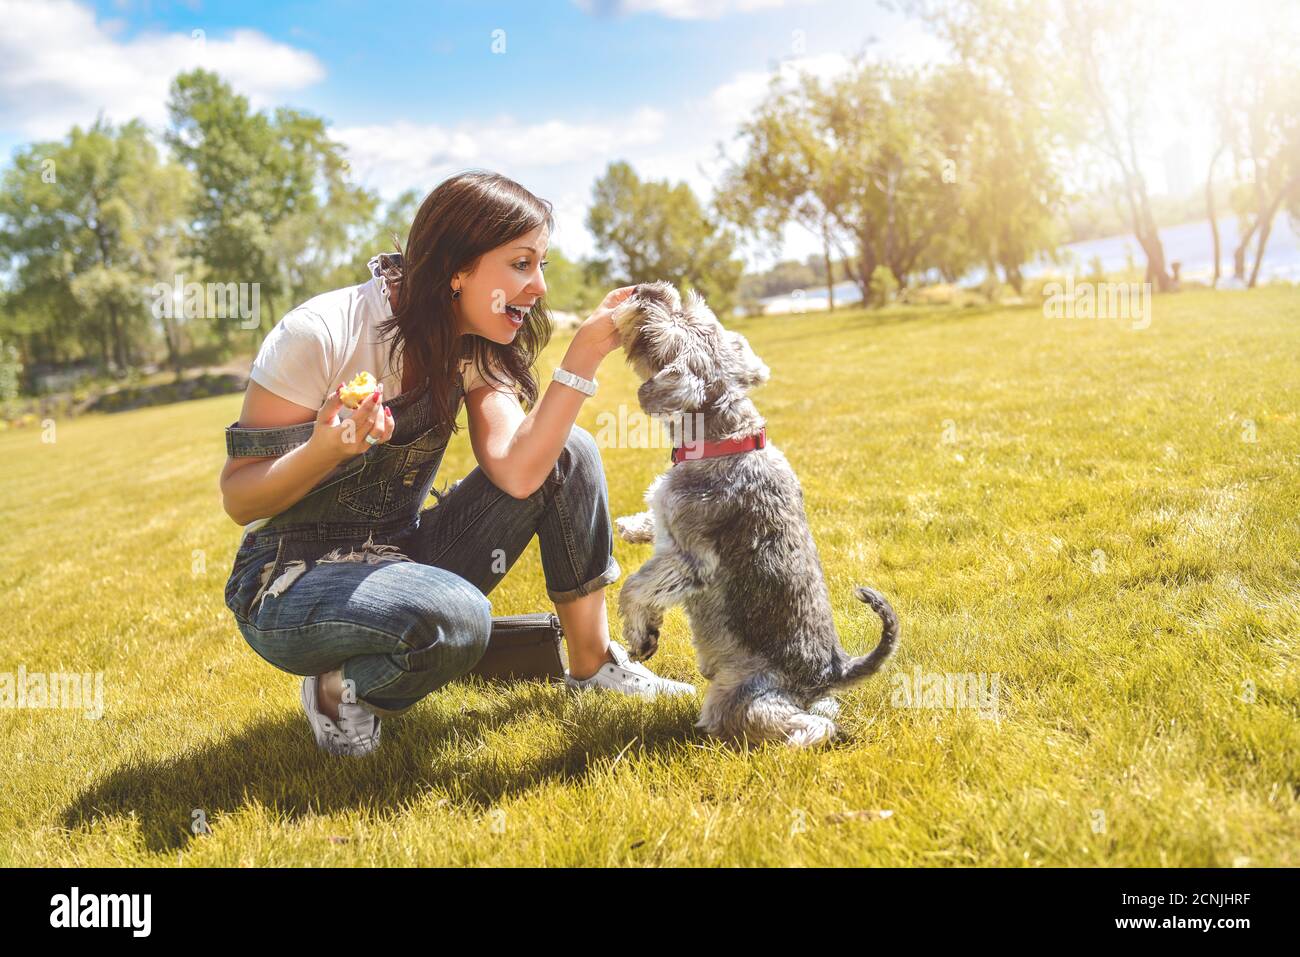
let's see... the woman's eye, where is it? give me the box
[540,260,550,270]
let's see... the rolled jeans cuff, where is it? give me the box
[548,554,621,604]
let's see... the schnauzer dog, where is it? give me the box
[611,281,899,749]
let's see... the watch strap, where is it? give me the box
[552,366,597,396]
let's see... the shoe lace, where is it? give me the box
[337,704,380,747]
[623,660,661,684]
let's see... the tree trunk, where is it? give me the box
[1001,261,1024,295]
[1248,216,1273,288]
[160,312,184,383]
[821,230,834,313]
[109,304,128,372]
[1233,217,1259,280]
[1246,172,1300,288]
[99,321,111,372]
[855,233,878,307]
[1206,148,1223,287]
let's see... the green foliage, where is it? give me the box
[165,70,379,338]
[715,52,1063,306]
[587,161,745,317]
[869,265,899,305]
[0,117,193,372]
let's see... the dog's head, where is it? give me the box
[611,280,770,417]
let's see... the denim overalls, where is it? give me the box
[223,372,464,625]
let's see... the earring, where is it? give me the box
[451,286,461,300]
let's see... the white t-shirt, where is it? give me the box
[239,275,515,538]
[248,275,515,407]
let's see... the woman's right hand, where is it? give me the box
[310,382,394,465]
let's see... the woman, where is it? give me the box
[219,170,693,757]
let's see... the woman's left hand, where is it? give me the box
[578,285,637,358]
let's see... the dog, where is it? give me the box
[610,281,899,749]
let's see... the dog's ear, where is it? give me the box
[637,360,707,415]
[729,332,770,389]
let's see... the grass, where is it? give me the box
[2,287,1297,866]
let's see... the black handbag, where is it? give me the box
[468,612,567,683]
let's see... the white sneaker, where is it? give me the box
[565,640,696,699]
[300,675,382,756]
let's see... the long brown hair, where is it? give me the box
[375,169,555,435]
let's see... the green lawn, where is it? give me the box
[2,287,1297,866]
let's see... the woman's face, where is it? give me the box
[452,224,549,343]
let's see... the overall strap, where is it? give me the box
[226,420,315,457]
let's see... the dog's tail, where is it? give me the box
[832,585,900,689]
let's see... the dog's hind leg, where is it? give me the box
[698,675,839,749]
[615,509,656,543]
[809,696,841,720]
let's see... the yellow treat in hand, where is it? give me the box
[339,371,377,409]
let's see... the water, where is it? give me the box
[755,280,865,315]
[1042,215,1300,284]
[747,213,1300,315]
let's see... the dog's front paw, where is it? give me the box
[622,615,661,661]
[615,510,655,544]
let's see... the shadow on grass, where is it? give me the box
[59,682,703,853]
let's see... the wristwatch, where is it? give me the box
[552,366,598,396]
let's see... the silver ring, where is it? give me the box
[364,434,379,445]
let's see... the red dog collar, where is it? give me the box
[671,426,767,465]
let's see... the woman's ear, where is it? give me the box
[729,332,770,389]
[637,360,707,415]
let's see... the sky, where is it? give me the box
[2,0,1282,272]
[0,0,948,269]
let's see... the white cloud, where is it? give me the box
[705,51,853,129]
[333,108,668,258]
[334,107,667,191]
[333,52,859,268]
[574,0,821,19]
[0,0,324,140]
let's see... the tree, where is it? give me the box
[835,64,964,292]
[1221,41,1300,287]
[0,117,194,374]
[714,58,943,307]
[166,70,375,344]
[907,0,1178,291]
[924,63,1064,293]
[713,71,851,310]
[586,161,744,317]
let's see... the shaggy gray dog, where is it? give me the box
[611,281,899,748]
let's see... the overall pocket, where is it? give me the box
[338,430,449,519]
